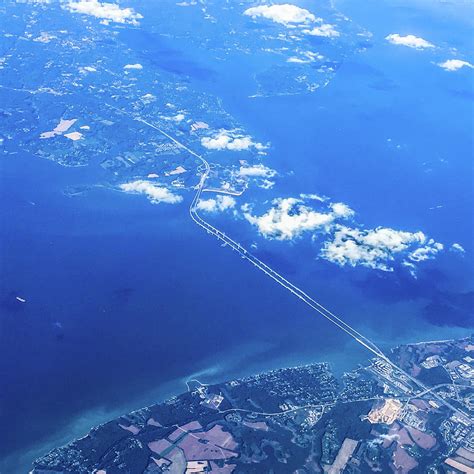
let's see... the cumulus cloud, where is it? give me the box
[141,93,156,104]
[242,190,450,275]
[243,4,316,25]
[79,66,97,73]
[120,180,182,204]
[304,24,339,38]
[243,196,353,240]
[300,193,326,202]
[259,179,275,190]
[201,130,265,152]
[408,241,443,262]
[238,163,276,178]
[438,59,473,71]
[65,0,143,25]
[124,63,143,70]
[320,226,443,272]
[287,50,324,64]
[197,195,236,213]
[385,34,434,49]
[330,202,354,218]
[451,243,465,253]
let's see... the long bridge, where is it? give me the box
[134,116,471,425]
[138,117,386,358]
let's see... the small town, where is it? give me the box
[33,337,474,473]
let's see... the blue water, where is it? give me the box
[1,0,473,472]
[0,152,364,470]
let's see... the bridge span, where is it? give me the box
[133,115,471,425]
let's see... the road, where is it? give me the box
[138,115,387,360]
[135,116,472,426]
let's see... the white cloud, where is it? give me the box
[65,0,143,25]
[162,113,186,122]
[80,66,97,73]
[124,63,143,70]
[408,241,443,262]
[287,50,324,64]
[438,59,473,71]
[33,32,56,43]
[201,130,265,152]
[304,24,339,38]
[287,56,309,64]
[120,180,182,204]
[243,4,316,25]
[330,202,354,218]
[320,226,443,272]
[300,193,326,202]
[385,34,435,49]
[141,93,156,103]
[243,196,353,240]
[238,163,276,178]
[259,179,275,190]
[242,191,448,275]
[197,195,236,213]
[451,243,465,253]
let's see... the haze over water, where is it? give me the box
[0,0,473,472]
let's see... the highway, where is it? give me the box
[137,116,388,359]
[135,116,472,426]
[137,115,387,360]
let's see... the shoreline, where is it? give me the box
[3,338,361,473]
[4,322,470,473]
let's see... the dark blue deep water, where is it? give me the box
[0,153,361,470]
[0,0,473,471]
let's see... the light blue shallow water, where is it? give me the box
[0,0,473,472]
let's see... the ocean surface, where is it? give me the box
[0,0,473,472]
